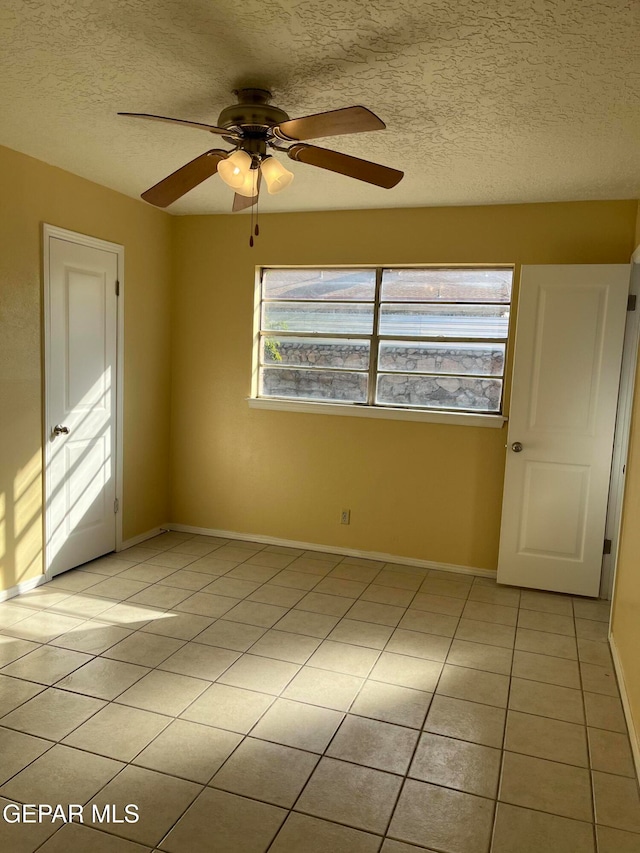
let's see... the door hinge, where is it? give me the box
[627,294,636,311]
[603,538,612,555]
[114,498,119,514]
[115,280,120,297]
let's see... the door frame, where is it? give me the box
[602,247,640,598]
[42,223,125,579]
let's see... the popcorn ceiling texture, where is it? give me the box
[1,0,639,214]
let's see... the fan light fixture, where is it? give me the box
[217,150,252,189]
[220,151,294,197]
[260,156,294,194]
[235,166,260,198]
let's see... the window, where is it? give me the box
[256,267,513,417]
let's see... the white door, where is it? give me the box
[498,264,630,597]
[600,258,640,598]
[45,233,120,577]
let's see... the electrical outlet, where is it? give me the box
[340,509,350,525]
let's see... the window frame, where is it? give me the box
[250,265,513,428]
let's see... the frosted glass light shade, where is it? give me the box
[260,156,294,194]
[218,150,252,189]
[235,167,260,197]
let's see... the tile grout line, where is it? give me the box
[217,553,457,850]
[0,693,200,850]
[490,594,517,853]
[2,534,633,851]
[376,575,470,847]
[0,591,616,741]
[258,561,398,850]
[574,595,600,853]
[1,587,243,853]
[0,542,282,852]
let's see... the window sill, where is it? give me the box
[248,397,507,428]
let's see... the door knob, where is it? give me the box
[511,441,523,452]
[53,424,70,437]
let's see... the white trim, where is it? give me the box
[248,397,507,428]
[117,526,168,551]
[609,634,640,783]
[115,249,125,553]
[0,574,47,604]
[601,259,640,598]
[168,523,495,578]
[251,267,262,399]
[42,224,125,577]
[42,225,124,254]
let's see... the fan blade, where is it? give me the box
[232,172,261,212]
[273,106,385,141]
[287,143,403,188]
[119,112,233,136]
[141,149,228,207]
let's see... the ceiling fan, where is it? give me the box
[119,88,404,211]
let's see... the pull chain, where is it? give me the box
[249,167,260,247]
[249,166,260,248]
[249,182,254,247]
[255,182,260,237]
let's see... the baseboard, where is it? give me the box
[609,633,640,783]
[168,523,495,578]
[0,573,48,603]
[118,525,169,551]
[0,527,167,598]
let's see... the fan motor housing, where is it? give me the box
[217,88,289,135]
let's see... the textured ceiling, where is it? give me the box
[1,0,639,214]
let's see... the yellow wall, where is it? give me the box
[0,145,172,592]
[171,200,637,570]
[610,201,640,760]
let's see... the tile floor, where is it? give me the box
[0,531,639,853]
